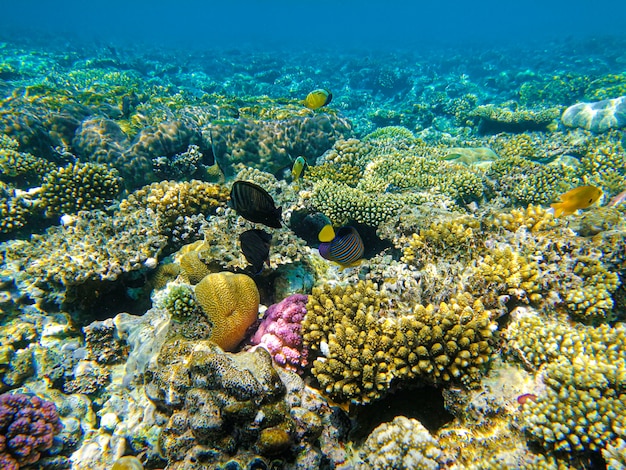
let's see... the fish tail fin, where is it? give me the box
[550,202,564,218]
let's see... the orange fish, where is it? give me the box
[550,185,602,217]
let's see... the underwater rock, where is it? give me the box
[562,95,626,132]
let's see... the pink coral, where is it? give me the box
[250,294,309,373]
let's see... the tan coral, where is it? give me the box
[194,272,260,351]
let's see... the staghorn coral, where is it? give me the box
[39,161,122,217]
[0,392,63,470]
[302,282,496,404]
[357,416,441,470]
[194,272,260,352]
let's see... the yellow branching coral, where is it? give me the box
[485,205,558,233]
[303,282,496,404]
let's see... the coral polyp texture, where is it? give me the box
[39,161,122,217]
[302,281,496,404]
[0,392,63,470]
[562,96,626,132]
[249,293,309,373]
[194,271,260,351]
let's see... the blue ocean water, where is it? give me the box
[1,2,626,470]
[2,0,626,50]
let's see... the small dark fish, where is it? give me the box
[239,229,272,274]
[318,226,364,267]
[229,181,282,228]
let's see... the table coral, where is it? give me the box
[0,392,63,470]
[249,294,309,374]
[194,272,260,351]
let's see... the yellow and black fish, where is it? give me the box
[239,229,272,274]
[318,225,364,266]
[303,88,332,110]
[229,181,282,228]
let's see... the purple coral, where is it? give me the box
[250,294,309,373]
[0,392,63,470]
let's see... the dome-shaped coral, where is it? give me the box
[194,272,260,351]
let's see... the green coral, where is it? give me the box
[162,284,202,321]
[39,162,122,217]
[302,282,496,404]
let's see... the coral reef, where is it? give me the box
[0,392,63,470]
[357,416,441,470]
[144,341,294,468]
[39,161,122,217]
[469,103,562,133]
[302,282,496,404]
[562,96,626,132]
[249,294,309,374]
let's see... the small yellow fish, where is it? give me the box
[291,156,306,182]
[303,88,332,110]
[550,185,603,217]
[318,224,335,242]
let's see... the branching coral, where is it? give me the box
[39,162,122,217]
[302,282,496,404]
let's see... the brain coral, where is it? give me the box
[144,340,294,468]
[562,96,626,133]
[194,272,260,351]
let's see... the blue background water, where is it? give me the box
[2,0,626,51]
